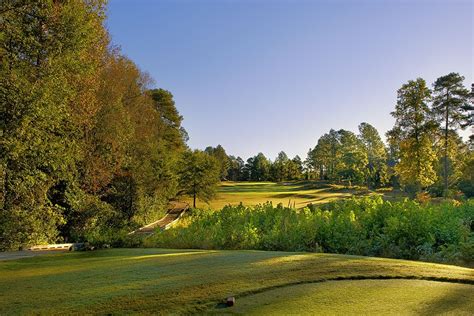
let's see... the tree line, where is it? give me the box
[203,146,305,182]
[204,127,385,186]
[204,75,473,197]
[0,1,214,250]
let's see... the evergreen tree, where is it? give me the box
[432,73,471,196]
[271,151,289,182]
[307,130,340,181]
[205,145,230,180]
[150,89,188,151]
[430,132,468,196]
[0,1,190,249]
[227,156,245,181]
[246,153,270,181]
[289,155,304,180]
[337,130,368,186]
[358,122,388,188]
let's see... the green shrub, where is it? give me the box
[145,197,473,264]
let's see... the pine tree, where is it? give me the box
[358,123,388,189]
[432,73,471,196]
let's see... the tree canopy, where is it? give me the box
[178,150,220,208]
[0,1,187,250]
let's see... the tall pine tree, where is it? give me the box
[432,73,471,196]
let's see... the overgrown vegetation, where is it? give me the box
[146,197,473,265]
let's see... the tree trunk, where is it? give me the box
[193,192,196,208]
[128,176,133,220]
[414,116,421,191]
[444,91,450,198]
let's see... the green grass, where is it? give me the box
[227,279,474,315]
[190,181,378,210]
[0,248,472,314]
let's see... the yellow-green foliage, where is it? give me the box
[0,249,472,314]
[396,136,438,188]
[149,197,473,264]
[0,1,187,250]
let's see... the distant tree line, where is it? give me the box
[204,75,473,198]
[203,146,305,182]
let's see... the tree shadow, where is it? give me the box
[418,284,474,314]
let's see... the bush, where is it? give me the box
[459,179,474,198]
[145,197,473,265]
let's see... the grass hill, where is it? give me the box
[1,248,472,314]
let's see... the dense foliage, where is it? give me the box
[178,150,220,208]
[146,197,473,264]
[432,74,472,197]
[0,1,189,250]
[0,0,472,252]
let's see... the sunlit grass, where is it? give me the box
[188,180,378,210]
[0,248,472,314]
[127,250,216,260]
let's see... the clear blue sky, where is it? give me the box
[106,0,473,161]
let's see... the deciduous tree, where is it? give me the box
[178,150,220,208]
[388,78,437,193]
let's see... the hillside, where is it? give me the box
[0,248,472,314]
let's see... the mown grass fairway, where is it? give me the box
[192,181,373,210]
[1,248,472,314]
[229,279,474,315]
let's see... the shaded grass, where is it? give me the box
[0,248,472,314]
[225,279,474,315]
[189,181,378,210]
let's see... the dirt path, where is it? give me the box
[130,201,189,236]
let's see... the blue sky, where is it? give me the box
[106,0,473,160]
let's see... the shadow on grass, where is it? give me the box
[2,249,472,314]
[272,193,319,199]
[218,181,333,194]
[419,275,474,315]
[299,194,350,205]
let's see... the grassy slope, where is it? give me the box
[229,280,474,315]
[190,181,379,210]
[0,248,472,314]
